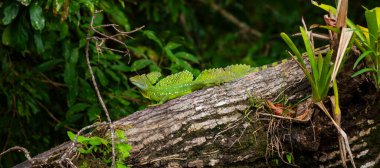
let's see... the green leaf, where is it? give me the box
[311,1,336,14]
[2,1,19,25]
[98,1,130,30]
[317,53,323,79]
[175,52,199,63]
[165,42,181,50]
[280,32,304,66]
[300,27,318,82]
[79,79,96,102]
[117,143,132,159]
[3,20,29,51]
[111,64,131,72]
[64,63,78,105]
[131,59,153,71]
[95,68,109,86]
[105,69,120,82]
[2,25,12,46]
[365,7,380,50]
[29,3,45,30]
[33,33,45,54]
[286,154,292,163]
[115,130,125,140]
[88,137,102,146]
[143,30,163,48]
[116,163,128,168]
[67,131,76,141]
[353,50,374,69]
[352,68,375,77]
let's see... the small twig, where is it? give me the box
[85,11,117,168]
[0,146,32,163]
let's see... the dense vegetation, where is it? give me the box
[0,0,377,166]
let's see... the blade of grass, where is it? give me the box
[353,50,375,69]
[352,68,376,77]
[280,33,305,67]
[300,27,319,83]
[317,53,324,80]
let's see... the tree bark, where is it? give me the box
[14,58,380,168]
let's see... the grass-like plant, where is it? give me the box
[281,25,356,167]
[280,28,333,102]
[352,7,380,90]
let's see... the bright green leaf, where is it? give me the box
[131,59,153,71]
[88,137,102,146]
[116,163,128,168]
[365,7,380,50]
[30,3,45,30]
[286,154,292,163]
[67,131,76,141]
[115,130,125,139]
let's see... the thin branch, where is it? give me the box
[0,146,32,163]
[85,11,117,168]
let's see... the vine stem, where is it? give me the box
[85,11,116,168]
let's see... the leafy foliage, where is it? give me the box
[67,130,131,167]
[352,7,380,89]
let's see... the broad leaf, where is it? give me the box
[29,3,45,30]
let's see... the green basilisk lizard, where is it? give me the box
[130,45,330,104]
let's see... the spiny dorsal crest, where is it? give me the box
[156,70,193,87]
[224,64,251,74]
[195,68,225,84]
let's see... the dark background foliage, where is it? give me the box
[0,0,378,166]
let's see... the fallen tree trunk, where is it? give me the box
[15,58,380,167]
